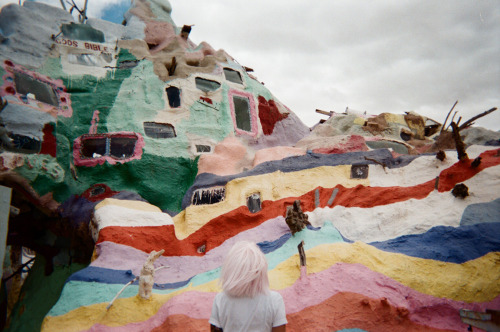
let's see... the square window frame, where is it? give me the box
[228,89,258,137]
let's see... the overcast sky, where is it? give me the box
[1,0,499,130]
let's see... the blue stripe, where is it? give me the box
[369,222,500,263]
[68,266,192,289]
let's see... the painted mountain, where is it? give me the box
[0,1,499,331]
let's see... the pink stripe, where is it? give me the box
[92,216,289,284]
[85,263,500,331]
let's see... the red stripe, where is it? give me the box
[96,148,500,256]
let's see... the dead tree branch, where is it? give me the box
[441,100,458,133]
[459,107,497,131]
[364,156,387,170]
[445,111,458,130]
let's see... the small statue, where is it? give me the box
[285,200,311,235]
[139,249,165,299]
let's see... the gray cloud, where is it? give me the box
[2,0,498,129]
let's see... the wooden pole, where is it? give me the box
[81,0,88,23]
[451,122,468,161]
[315,109,333,116]
[298,241,306,267]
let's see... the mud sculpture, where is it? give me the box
[452,183,469,199]
[285,200,311,235]
[0,1,499,332]
[139,249,165,300]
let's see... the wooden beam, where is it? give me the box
[315,109,333,116]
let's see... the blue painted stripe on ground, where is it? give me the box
[369,222,500,263]
[258,233,292,254]
[49,222,346,316]
[68,266,192,289]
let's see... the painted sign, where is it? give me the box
[55,37,114,54]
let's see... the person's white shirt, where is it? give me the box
[210,291,287,331]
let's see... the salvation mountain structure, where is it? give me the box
[0,1,499,331]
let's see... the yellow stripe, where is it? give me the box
[270,242,500,303]
[42,243,500,331]
[173,166,368,239]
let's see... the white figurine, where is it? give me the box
[139,249,165,299]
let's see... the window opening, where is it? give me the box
[350,165,369,179]
[81,137,107,158]
[119,60,139,69]
[166,86,181,108]
[197,244,206,254]
[180,25,192,40]
[143,122,176,138]
[424,119,441,137]
[195,77,221,92]
[109,137,137,159]
[14,72,59,106]
[1,134,41,154]
[67,53,99,66]
[247,193,261,213]
[192,187,225,205]
[400,130,412,141]
[223,68,243,84]
[80,135,138,159]
[61,23,105,42]
[233,95,251,132]
[195,145,211,153]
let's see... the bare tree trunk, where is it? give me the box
[451,122,468,161]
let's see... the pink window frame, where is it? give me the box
[1,60,72,118]
[228,89,258,137]
[73,132,145,167]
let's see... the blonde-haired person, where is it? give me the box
[209,241,287,332]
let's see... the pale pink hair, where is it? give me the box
[220,241,270,298]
